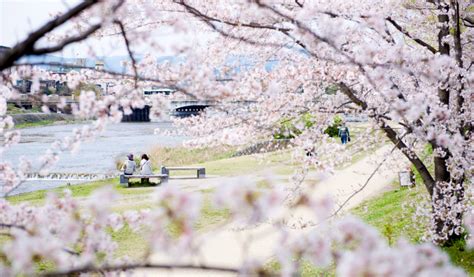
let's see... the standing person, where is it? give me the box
[140,154,153,184]
[122,154,136,175]
[338,123,350,145]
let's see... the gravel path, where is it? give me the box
[132,144,408,276]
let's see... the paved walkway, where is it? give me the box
[134,145,407,276]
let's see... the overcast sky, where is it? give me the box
[1,0,80,46]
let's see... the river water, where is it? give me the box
[1,122,186,195]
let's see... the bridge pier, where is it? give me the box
[121,105,150,122]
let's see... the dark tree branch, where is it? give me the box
[450,1,463,68]
[253,0,339,53]
[463,15,474,27]
[0,0,126,71]
[0,223,26,230]
[188,13,283,47]
[114,20,139,87]
[176,0,297,49]
[337,82,436,195]
[42,262,242,277]
[0,0,99,70]
[449,0,466,132]
[381,120,435,195]
[386,17,437,54]
[337,83,368,109]
[32,24,101,55]
[177,0,291,32]
[467,61,474,71]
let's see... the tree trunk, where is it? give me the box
[430,1,465,245]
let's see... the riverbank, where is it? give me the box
[1,122,186,195]
[11,113,77,129]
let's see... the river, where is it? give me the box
[1,122,186,195]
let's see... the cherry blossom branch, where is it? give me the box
[0,223,79,255]
[379,121,435,195]
[385,17,437,54]
[251,0,449,97]
[42,263,241,276]
[178,0,439,86]
[252,0,350,61]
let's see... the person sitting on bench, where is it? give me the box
[140,154,153,184]
[122,154,136,175]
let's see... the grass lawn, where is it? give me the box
[350,143,473,273]
[184,149,292,176]
[147,146,293,177]
[352,184,474,274]
[7,178,157,204]
[7,103,41,114]
[6,181,230,261]
[266,183,473,276]
[148,145,237,168]
[352,184,428,244]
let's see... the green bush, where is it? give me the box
[273,113,314,139]
[324,115,343,137]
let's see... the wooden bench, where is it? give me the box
[119,174,168,187]
[160,166,206,178]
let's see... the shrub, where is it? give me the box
[273,113,315,139]
[324,115,343,137]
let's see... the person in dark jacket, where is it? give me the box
[338,123,350,144]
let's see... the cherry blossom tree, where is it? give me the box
[162,0,474,244]
[0,0,472,275]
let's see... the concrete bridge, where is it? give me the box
[9,94,222,122]
[169,100,215,117]
[121,100,215,122]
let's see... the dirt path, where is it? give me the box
[133,145,407,276]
